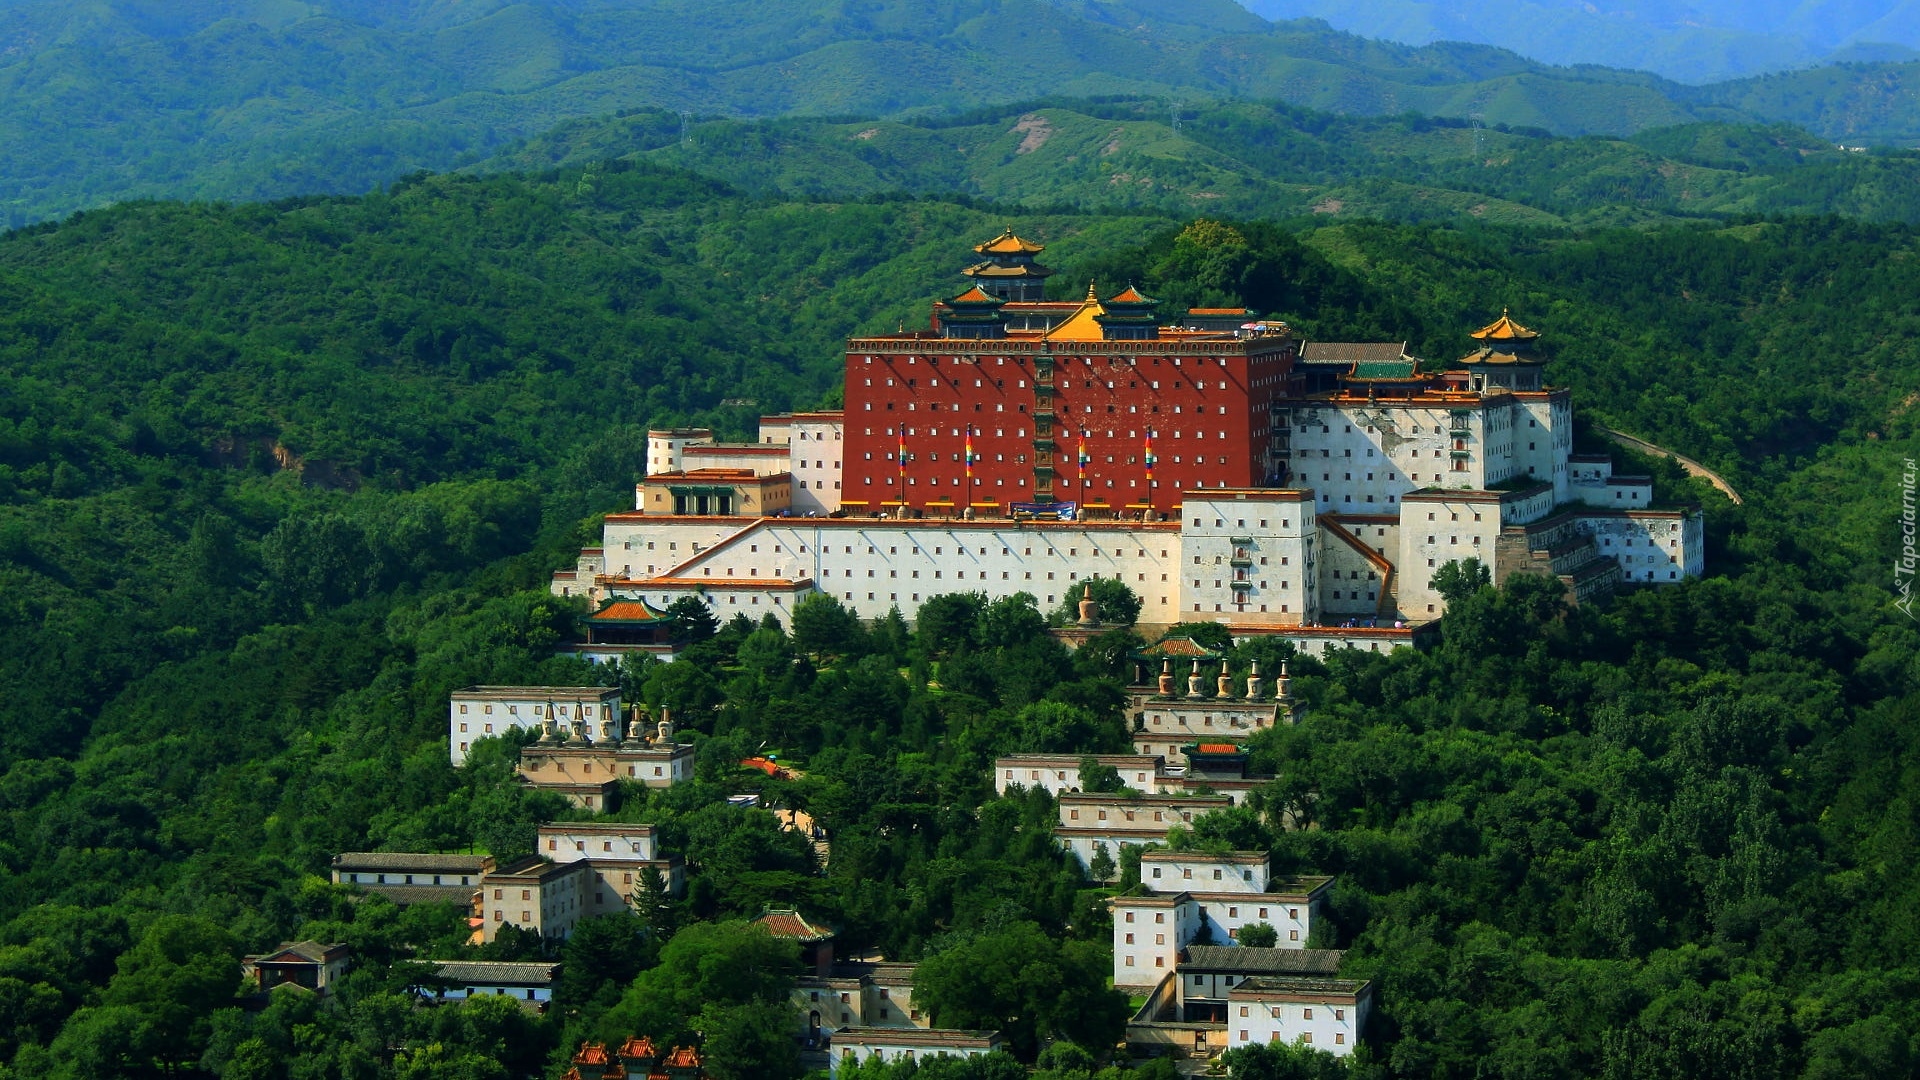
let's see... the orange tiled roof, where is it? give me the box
[1470,309,1538,342]
[1144,636,1218,658]
[754,908,833,941]
[617,1036,657,1059]
[589,600,666,623]
[574,1044,611,1066]
[975,227,1044,255]
[662,1047,702,1068]
[949,284,1000,304]
[1107,284,1156,304]
[1196,743,1242,754]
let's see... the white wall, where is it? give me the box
[1193,894,1315,947]
[832,1044,995,1076]
[1395,494,1504,619]
[661,519,1184,621]
[646,431,712,477]
[791,416,845,516]
[1230,991,1367,1055]
[1179,492,1316,623]
[449,689,621,765]
[994,755,1161,796]
[1576,511,1700,583]
[597,518,751,581]
[1114,896,1201,988]
[1141,855,1267,893]
[681,446,792,475]
[539,826,658,862]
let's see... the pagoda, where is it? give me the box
[938,283,1009,339]
[1458,308,1544,391]
[962,226,1054,301]
[1093,284,1160,341]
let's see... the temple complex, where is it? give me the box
[552,227,1705,652]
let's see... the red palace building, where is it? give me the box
[841,229,1299,516]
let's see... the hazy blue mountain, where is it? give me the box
[1237,0,1920,82]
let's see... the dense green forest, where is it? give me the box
[1,145,1919,1080]
[483,98,1920,228]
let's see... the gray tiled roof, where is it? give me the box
[1300,342,1408,365]
[431,961,560,986]
[360,885,475,906]
[1182,946,1342,974]
[332,852,489,872]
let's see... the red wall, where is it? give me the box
[841,343,1293,511]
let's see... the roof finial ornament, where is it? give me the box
[1086,280,1099,301]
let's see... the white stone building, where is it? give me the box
[993,753,1163,796]
[536,822,684,907]
[1053,792,1232,869]
[1112,854,1334,990]
[477,857,594,943]
[422,961,560,1007]
[831,1029,1006,1074]
[555,304,1709,651]
[448,686,622,765]
[1228,976,1373,1056]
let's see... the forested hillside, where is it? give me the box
[0,0,1774,224]
[1,157,1919,1079]
[484,98,1920,227]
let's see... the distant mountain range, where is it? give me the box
[1237,0,1920,83]
[4,0,1920,223]
[479,98,1920,228]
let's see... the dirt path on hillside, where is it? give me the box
[1594,425,1743,505]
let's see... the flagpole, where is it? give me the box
[965,424,974,514]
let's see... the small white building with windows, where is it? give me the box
[831,1028,1006,1074]
[1053,792,1232,869]
[448,686,622,765]
[1228,976,1373,1056]
[1112,891,1204,988]
[422,961,561,1008]
[476,857,594,943]
[993,753,1162,795]
[535,822,684,911]
[1112,852,1335,989]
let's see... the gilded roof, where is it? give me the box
[963,261,1054,278]
[1458,346,1540,366]
[975,227,1044,255]
[1470,309,1539,342]
[1043,284,1107,342]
